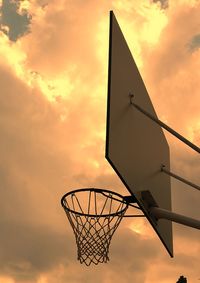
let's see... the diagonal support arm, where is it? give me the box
[129,94,200,154]
[150,206,200,230]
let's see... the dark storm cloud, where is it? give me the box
[45,226,162,283]
[188,34,200,52]
[0,64,77,281]
[0,0,31,41]
[111,227,160,263]
[0,221,73,282]
[153,0,169,9]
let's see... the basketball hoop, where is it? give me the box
[61,188,128,266]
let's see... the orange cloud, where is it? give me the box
[142,1,200,142]
[0,1,199,282]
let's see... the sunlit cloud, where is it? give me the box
[0,0,199,282]
[128,219,156,239]
[0,276,15,283]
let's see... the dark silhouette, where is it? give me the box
[177,275,187,283]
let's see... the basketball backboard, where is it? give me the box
[106,11,173,257]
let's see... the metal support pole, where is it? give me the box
[150,206,200,230]
[129,94,200,154]
[161,165,200,191]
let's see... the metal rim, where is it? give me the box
[61,188,128,217]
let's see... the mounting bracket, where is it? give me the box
[141,190,200,230]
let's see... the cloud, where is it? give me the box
[0,0,31,41]
[0,221,72,282]
[153,0,169,9]
[141,1,200,146]
[0,1,199,283]
[0,63,76,282]
[18,1,110,78]
[0,15,109,281]
[188,34,200,52]
[140,0,200,249]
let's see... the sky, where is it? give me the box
[0,0,199,282]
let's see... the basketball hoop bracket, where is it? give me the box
[140,190,159,224]
[123,195,137,204]
[140,190,200,230]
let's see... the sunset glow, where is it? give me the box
[0,1,199,283]
[129,219,155,239]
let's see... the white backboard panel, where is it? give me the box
[106,11,173,257]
